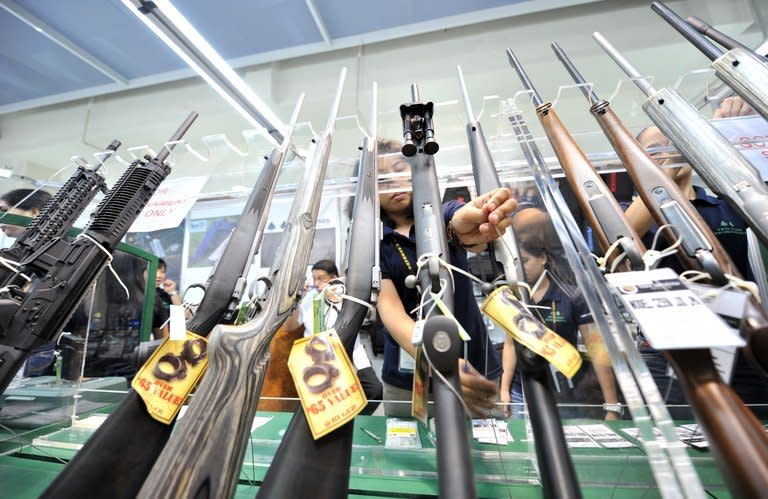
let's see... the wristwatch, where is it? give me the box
[603,402,623,415]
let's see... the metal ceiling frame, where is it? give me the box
[0,0,129,86]
[0,0,600,115]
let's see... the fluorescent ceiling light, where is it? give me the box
[0,167,12,178]
[121,0,286,146]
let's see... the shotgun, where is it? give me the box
[506,50,646,273]
[457,66,581,499]
[137,68,347,499]
[551,43,768,375]
[651,1,768,122]
[256,83,380,499]
[40,98,303,499]
[593,32,768,248]
[0,114,197,396]
[528,45,768,494]
[401,83,476,499]
[0,140,119,287]
[508,106,706,498]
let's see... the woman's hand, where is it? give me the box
[450,188,517,246]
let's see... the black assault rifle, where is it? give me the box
[0,140,119,287]
[40,97,303,499]
[137,69,347,499]
[0,114,197,395]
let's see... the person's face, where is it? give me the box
[520,247,547,286]
[312,269,335,291]
[156,266,167,287]
[0,199,37,238]
[378,153,412,216]
[638,126,675,166]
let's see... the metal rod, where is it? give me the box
[550,42,600,105]
[592,32,657,97]
[505,49,544,106]
[650,1,723,61]
[410,83,420,103]
[325,67,347,131]
[370,82,378,139]
[686,16,751,52]
[156,111,198,163]
[456,65,475,122]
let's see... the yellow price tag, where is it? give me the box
[288,329,367,440]
[132,332,209,425]
[482,286,582,378]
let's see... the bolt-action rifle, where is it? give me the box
[457,66,581,499]
[651,1,768,123]
[137,69,346,499]
[594,32,768,249]
[551,42,768,375]
[0,140,119,287]
[535,43,768,495]
[508,107,706,498]
[507,49,646,273]
[40,98,302,499]
[0,114,197,396]
[257,83,380,499]
[399,83,476,499]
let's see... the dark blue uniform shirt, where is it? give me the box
[379,201,502,390]
[644,186,754,280]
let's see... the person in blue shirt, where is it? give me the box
[499,235,620,420]
[375,138,516,417]
[626,96,768,417]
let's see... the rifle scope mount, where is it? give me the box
[400,84,439,157]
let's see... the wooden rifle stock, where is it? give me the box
[137,70,346,499]
[535,103,646,270]
[547,45,768,498]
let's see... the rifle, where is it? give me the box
[457,66,581,499]
[593,32,768,248]
[400,83,476,499]
[256,82,380,499]
[526,45,768,495]
[508,107,706,498]
[0,140,119,287]
[651,1,768,122]
[40,98,302,499]
[137,68,347,499]
[506,50,646,273]
[551,42,768,375]
[0,114,197,396]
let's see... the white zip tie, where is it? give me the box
[0,256,31,282]
[75,233,129,300]
[643,224,683,271]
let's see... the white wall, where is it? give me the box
[0,0,763,194]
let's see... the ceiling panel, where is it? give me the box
[14,0,185,78]
[318,0,526,39]
[0,8,112,105]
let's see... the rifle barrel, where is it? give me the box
[686,16,751,52]
[651,1,723,61]
[156,111,198,163]
[550,42,600,105]
[456,65,476,122]
[505,49,544,107]
[592,32,656,97]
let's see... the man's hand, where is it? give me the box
[458,359,499,417]
[451,188,517,246]
[713,96,754,119]
[500,389,512,418]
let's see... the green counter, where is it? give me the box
[0,409,730,498]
